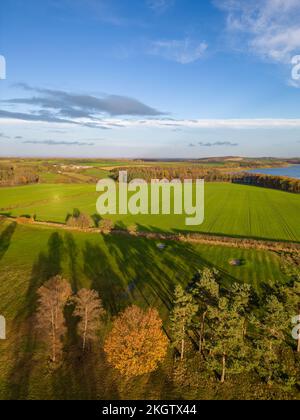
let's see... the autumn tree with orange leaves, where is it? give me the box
[104,305,168,377]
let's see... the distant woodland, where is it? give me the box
[112,167,300,194]
[0,164,39,186]
[233,174,300,194]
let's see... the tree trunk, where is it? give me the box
[199,311,207,354]
[298,309,300,353]
[51,309,56,363]
[242,319,247,340]
[181,326,185,361]
[83,307,88,352]
[221,353,226,383]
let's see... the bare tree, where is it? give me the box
[36,276,72,363]
[72,289,106,351]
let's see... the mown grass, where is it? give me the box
[0,220,290,399]
[0,183,299,242]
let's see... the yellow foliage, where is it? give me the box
[104,305,168,377]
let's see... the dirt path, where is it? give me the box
[3,215,299,253]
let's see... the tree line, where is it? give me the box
[170,268,300,387]
[111,167,240,183]
[35,276,167,376]
[0,164,39,186]
[34,264,300,392]
[111,167,300,194]
[233,174,300,194]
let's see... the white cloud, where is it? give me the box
[215,0,300,63]
[3,111,300,131]
[93,118,300,129]
[150,38,208,64]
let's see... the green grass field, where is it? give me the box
[0,182,299,241]
[0,220,289,399]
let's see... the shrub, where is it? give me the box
[99,218,114,234]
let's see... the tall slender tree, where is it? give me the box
[230,283,252,339]
[253,295,290,384]
[170,285,198,361]
[36,276,72,363]
[192,268,219,354]
[72,289,106,351]
[281,281,300,353]
[205,293,250,383]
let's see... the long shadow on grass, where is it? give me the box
[101,234,237,324]
[64,233,79,293]
[50,341,119,400]
[105,234,238,308]
[5,232,64,400]
[0,222,17,262]
[83,240,129,315]
[103,234,176,312]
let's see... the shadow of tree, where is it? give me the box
[5,232,64,400]
[83,240,129,315]
[64,233,79,293]
[0,222,17,262]
[102,234,234,310]
[3,227,241,400]
[50,341,120,400]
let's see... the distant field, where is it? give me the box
[0,221,288,399]
[0,183,299,241]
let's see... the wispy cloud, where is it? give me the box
[23,140,95,147]
[0,109,81,125]
[99,118,300,129]
[0,132,10,139]
[7,83,164,117]
[215,0,300,64]
[198,141,239,147]
[149,38,208,64]
[3,111,300,130]
[54,0,141,27]
[0,84,165,128]
[189,141,238,148]
[146,0,173,14]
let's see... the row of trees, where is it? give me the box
[36,276,167,377]
[0,164,39,186]
[170,268,300,386]
[36,276,106,362]
[233,174,300,194]
[35,266,300,389]
[111,167,240,183]
[110,167,300,194]
[66,209,115,233]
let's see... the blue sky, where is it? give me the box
[1,0,300,158]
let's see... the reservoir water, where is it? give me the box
[247,165,300,179]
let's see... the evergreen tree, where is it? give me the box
[192,268,219,354]
[281,281,300,352]
[205,295,250,383]
[230,283,252,339]
[170,285,198,361]
[253,295,290,384]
